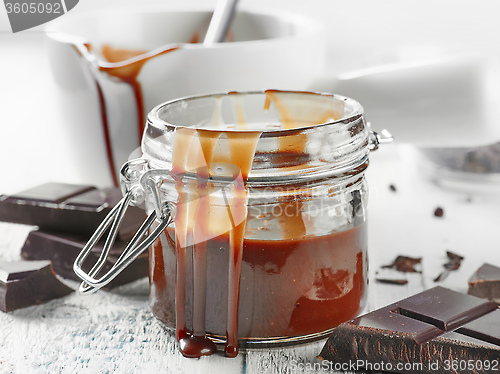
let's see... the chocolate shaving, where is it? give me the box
[382,255,422,273]
[433,272,445,282]
[376,278,408,285]
[446,250,464,262]
[434,251,464,282]
[389,184,397,192]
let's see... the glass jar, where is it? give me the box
[75,90,389,358]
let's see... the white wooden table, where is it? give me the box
[1,142,499,373]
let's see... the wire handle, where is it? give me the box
[73,187,172,294]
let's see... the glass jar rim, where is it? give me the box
[147,90,364,134]
[142,90,370,184]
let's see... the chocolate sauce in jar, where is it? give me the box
[144,92,370,358]
[151,224,367,344]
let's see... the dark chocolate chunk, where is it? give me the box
[4,183,95,204]
[446,251,464,263]
[0,260,73,312]
[0,183,145,239]
[21,230,148,288]
[468,263,500,303]
[396,286,495,331]
[434,207,444,217]
[389,184,397,192]
[353,306,442,344]
[0,261,49,282]
[434,251,464,282]
[433,272,445,282]
[439,330,500,349]
[319,287,500,374]
[382,255,422,273]
[457,309,500,346]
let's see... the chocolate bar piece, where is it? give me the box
[319,287,500,374]
[434,251,464,282]
[0,182,145,238]
[21,230,148,288]
[468,263,500,303]
[382,255,422,273]
[0,260,73,312]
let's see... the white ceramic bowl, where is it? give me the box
[46,7,325,187]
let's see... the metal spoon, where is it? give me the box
[204,0,239,46]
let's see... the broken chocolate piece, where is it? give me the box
[389,184,397,192]
[0,260,73,312]
[396,286,494,331]
[434,207,444,217]
[319,287,500,374]
[382,255,422,273]
[468,263,500,303]
[433,272,446,282]
[446,251,464,263]
[434,250,464,282]
[457,309,500,346]
[0,182,145,238]
[21,230,148,287]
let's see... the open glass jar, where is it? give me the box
[74,90,390,358]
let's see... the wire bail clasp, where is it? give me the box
[368,123,394,151]
[73,159,173,294]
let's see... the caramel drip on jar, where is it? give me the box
[170,128,217,357]
[171,125,260,357]
[223,132,260,357]
[263,91,345,240]
[265,91,310,239]
[228,93,247,130]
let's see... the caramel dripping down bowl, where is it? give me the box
[45,8,325,187]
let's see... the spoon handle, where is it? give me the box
[204,0,239,46]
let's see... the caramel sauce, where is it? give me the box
[71,43,120,186]
[148,92,366,358]
[73,40,188,185]
[99,44,180,141]
[97,33,200,143]
[151,225,366,343]
[95,81,119,187]
[263,91,344,240]
[168,126,260,357]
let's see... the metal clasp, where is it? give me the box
[73,160,173,294]
[369,123,394,151]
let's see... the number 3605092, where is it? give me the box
[5,2,62,14]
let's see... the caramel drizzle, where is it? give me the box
[71,43,119,187]
[264,91,345,239]
[171,126,260,357]
[99,44,180,140]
